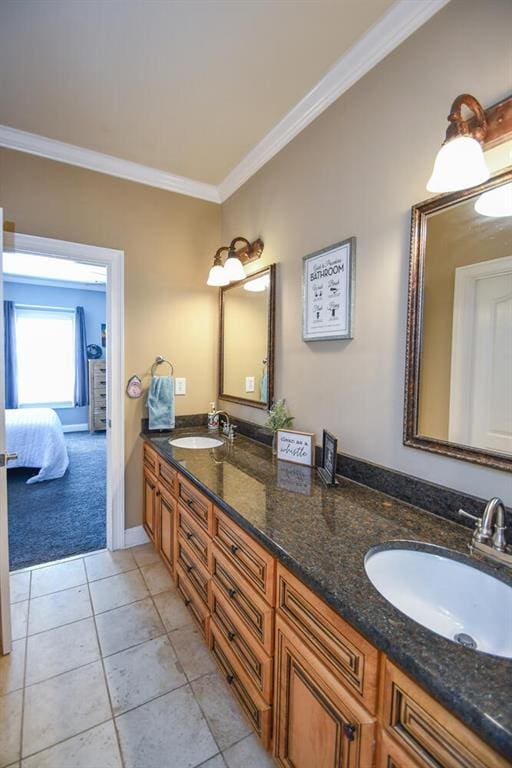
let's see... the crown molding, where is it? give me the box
[0,124,221,203]
[217,0,451,202]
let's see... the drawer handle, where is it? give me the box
[230,544,239,555]
[186,499,194,507]
[227,631,236,642]
[186,532,194,540]
[228,588,237,599]
[186,564,194,573]
[343,724,357,742]
[184,598,191,606]
[226,673,234,685]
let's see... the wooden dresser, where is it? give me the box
[88,359,107,432]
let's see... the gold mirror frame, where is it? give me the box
[404,167,512,472]
[219,264,276,410]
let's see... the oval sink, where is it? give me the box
[365,544,512,658]
[168,435,224,449]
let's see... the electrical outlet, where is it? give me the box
[245,376,255,393]
[175,377,187,395]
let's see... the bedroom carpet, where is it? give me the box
[7,432,106,570]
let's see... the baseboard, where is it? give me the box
[124,525,149,548]
[62,423,89,433]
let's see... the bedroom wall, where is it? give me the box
[3,280,106,427]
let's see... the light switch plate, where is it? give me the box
[175,378,187,395]
[245,376,255,393]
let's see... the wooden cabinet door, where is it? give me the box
[158,485,175,574]
[274,616,375,768]
[143,467,158,544]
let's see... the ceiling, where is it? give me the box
[3,252,107,286]
[0,0,446,198]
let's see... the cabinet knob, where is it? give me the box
[186,498,194,507]
[228,588,237,598]
[226,673,234,685]
[186,532,193,540]
[227,631,236,642]
[187,564,194,573]
[343,724,357,742]
[230,544,239,555]
[156,491,161,497]
[184,598,191,606]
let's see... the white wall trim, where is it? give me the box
[4,231,126,551]
[0,124,220,204]
[61,424,89,433]
[124,526,149,548]
[0,0,449,205]
[4,274,106,292]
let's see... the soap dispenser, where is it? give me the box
[207,402,219,431]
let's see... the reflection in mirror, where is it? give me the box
[405,161,512,470]
[219,265,275,409]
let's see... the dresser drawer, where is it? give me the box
[276,564,379,714]
[177,504,210,571]
[158,459,177,497]
[177,474,213,534]
[380,659,509,768]
[210,581,273,702]
[176,565,210,640]
[210,545,274,654]
[212,507,275,604]
[209,621,272,749]
[93,365,107,387]
[176,534,210,607]
[143,443,159,475]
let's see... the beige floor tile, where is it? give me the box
[223,733,275,767]
[30,559,86,598]
[169,624,216,681]
[129,542,160,568]
[0,639,25,695]
[140,561,174,595]
[21,721,122,768]
[153,586,194,631]
[89,570,149,614]
[116,685,217,768]
[28,584,92,635]
[192,670,252,750]
[23,661,111,757]
[10,572,30,604]
[199,755,227,768]
[0,689,22,768]
[84,549,137,582]
[11,601,28,640]
[95,597,165,656]
[25,618,100,685]
[104,634,186,715]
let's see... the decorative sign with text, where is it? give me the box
[276,429,315,466]
[303,237,356,341]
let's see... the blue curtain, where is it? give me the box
[4,301,18,409]
[74,306,89,407]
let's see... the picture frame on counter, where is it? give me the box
[302,237,356,341]
[318,429,338,486]
[276,429,315,466]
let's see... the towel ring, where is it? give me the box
[150,356,174,376]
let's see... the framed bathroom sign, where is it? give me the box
[276,429,315,466]
[302,237,356,341]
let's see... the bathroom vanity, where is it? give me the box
[142,431,511,767]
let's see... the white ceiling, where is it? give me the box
[3,253,107,286]
[0,0,448,199]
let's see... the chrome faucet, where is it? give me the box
[214,411,236,442]
[459,497,511,567]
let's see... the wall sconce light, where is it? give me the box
[474,182,512,218]
[206,237,264,286]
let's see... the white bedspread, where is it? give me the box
[6,408,70,484]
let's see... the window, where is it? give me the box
[15,307,76,407]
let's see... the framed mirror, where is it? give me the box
[219,264,275,409]
[404,166,512,471]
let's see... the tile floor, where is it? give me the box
[1,544,276,768]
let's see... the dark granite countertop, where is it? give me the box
[144,429,512,759]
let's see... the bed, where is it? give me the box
[6,408,70,484]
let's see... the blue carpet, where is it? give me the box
[8,432,106,570]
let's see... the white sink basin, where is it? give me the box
[365,545,512,658]
[168,435,224,449]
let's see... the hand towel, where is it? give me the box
[147,375,175,430]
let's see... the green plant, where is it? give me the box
[266,399,294,432]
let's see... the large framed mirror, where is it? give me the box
[404,166,512,471]
[219,264,275,409]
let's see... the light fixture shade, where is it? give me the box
[207,264,229,286]
[243,274,270,292]
[474,182,512,218]
[223,255,246,281]
[427,136,490,193]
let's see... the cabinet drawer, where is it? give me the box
[210,581,273,702]
[176,533,210,607]
[143,443,159,475]
[377,730,422,768]
[212,507,275,604]
[380,659,509,768]
[211,545,274,654]
[177,474,213,534]
[176,565,210,640]
[277,564,379,714]
[209,621,272,750]
[158,459,177,497]
[158,485,175,575]
[177,504,210,571]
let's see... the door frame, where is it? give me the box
[3,231,125,551]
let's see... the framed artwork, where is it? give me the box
[303,237,356,341]
[276,429,315,466]
[318,430,338,486]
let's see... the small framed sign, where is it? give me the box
[318,430,338,486]
[303,237,356,341]
[276,429,315,466]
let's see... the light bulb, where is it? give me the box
[243,274,270,292]
[427,136,489,193]
[207,264,229,286]
[223,255,246,281]
[474,182,512,218]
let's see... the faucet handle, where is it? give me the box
[458,508,480,524]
